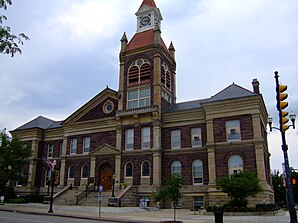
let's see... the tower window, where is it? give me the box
[161,62,171,90]
[127,88,150,109]
[128,59,151,86]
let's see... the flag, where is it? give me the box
[42,157,54,170]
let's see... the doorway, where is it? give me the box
[98,163,113,190]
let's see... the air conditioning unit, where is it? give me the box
[230,129,237,134]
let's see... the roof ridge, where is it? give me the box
[139,0,157,10]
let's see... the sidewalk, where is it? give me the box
[0,203,290,223]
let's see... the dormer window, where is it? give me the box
[128,59,151,86]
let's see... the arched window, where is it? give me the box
[142,161,150,177]
[68,165,75,179]
[81,164,89,179]
[161,62,171,90]
[128,59,151,86]
[171,161,181,176]
[228,155,243,175]
[125,162,133,177]
[193,160,203,184]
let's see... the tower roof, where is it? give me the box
[126,29,168,52]
[139,0,157,10]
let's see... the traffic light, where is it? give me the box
[277,84,289,132]
[292,178,297,185]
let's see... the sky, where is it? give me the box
[1,0,298,171]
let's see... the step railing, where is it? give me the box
[53,184,72,200]
[75,183,94,205]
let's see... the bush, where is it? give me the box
[206,204,256,212]
[3,186,16,202]
[24,194,44,203]
[8,197,26,204]
[256,204,280,212]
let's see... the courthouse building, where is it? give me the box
[11,0,273,208]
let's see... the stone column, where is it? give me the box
[115,155,121,187]
[206,119,216,187]
[59,137,68,186]
[252,114,266,182]
[90,156,96,182]
[153,152,162,186]
[27,140,39,188]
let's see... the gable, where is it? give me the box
[63,87,118,125]
[90,144,120,156]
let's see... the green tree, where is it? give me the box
[0,0,29,57]
[271,170,287,206]
[152,175,184,222]
[216,171,263,208]
[0,131,32,195]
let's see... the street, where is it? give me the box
[0,211,116,223]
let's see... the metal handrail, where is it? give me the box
[75,183,94,205]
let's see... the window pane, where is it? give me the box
[193,160,203,184]
[171,161,181,176]
[48,144,54,157]
[142,127,150,149]
[171,130,181,149]
[69,165,75,178]
[82,165,89,178]
[191,128,202,147]
[70,138,77,154]
[226,120,241,141]
[128,91,138,100]
[126,129,134,150]
[83,137,90,153]
[126,163,133,177]
[140,88,150,98]
[228,155,243,175]
[142,161,150,176]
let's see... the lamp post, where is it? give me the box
[267,71,297,223]
[111,175,115,197]
[48,160,56,213]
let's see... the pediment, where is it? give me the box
[90,144,120,156]
[62,87,118,126]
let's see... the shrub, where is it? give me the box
[3,186,16,202]
[8,197,26,204]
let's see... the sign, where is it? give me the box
[99,185,103,192]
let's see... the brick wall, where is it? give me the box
[213,114,253,143]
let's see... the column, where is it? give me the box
[206,119,216,187]
[59,137,67,186]
[252,114,266,182]
[27,140,39,188]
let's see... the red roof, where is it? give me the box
[126,29,168,52]
[139,0,157,10]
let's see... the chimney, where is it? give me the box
[252,78,260,94]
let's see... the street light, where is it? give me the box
[111,175,115,197]
[48,160,56,213]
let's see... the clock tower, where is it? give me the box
[136,0,163,33]
[117,0,176,186]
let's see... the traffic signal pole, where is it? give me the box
[275,71,297,223]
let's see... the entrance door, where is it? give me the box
[99,163,113,190]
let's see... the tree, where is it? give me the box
[216,171,263,208]
[0,130,32,195]
[0,0,29,57]
[152,175,184,222]
[271,170,287,206]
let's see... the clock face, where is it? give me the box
[140,16,151,26]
